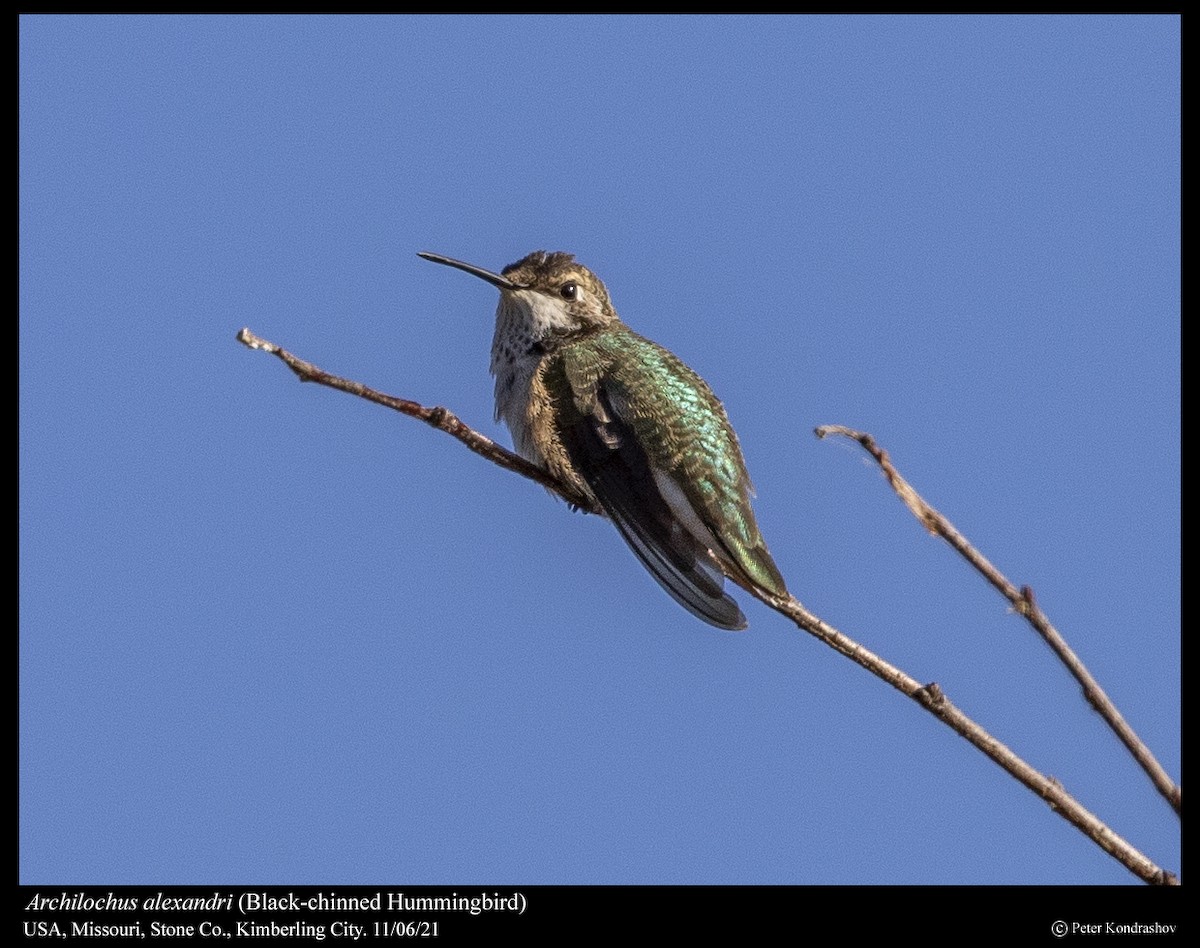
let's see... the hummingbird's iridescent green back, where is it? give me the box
[542,325,787,628]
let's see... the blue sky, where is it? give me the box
[20,15,1179,885]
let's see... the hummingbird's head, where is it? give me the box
[419,250,619,337]
[498,251,616,331]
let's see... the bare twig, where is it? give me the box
[236,328,599,512]
[814,425,1181,819]
[740,586,1175,886]
[240,328,1178,885]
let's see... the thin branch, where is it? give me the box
[814,425,1181,820]
[740,586,1175,886]
[240,328,1178,885]
[236,328,599,513]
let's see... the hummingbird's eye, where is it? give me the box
[559,282,579,301]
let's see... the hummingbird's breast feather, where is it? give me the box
[490,289,593,464]
[490,297,548,465]
[493,357,539,462]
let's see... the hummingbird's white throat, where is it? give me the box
[510,288,580,338]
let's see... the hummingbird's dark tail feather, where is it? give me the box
[603,497,749,631]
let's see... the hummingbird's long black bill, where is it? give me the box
[417,252,525,291]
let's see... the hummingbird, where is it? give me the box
[418,250,788,630]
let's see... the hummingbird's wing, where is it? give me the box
[605,361,788,605]
[563,383,749,631]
